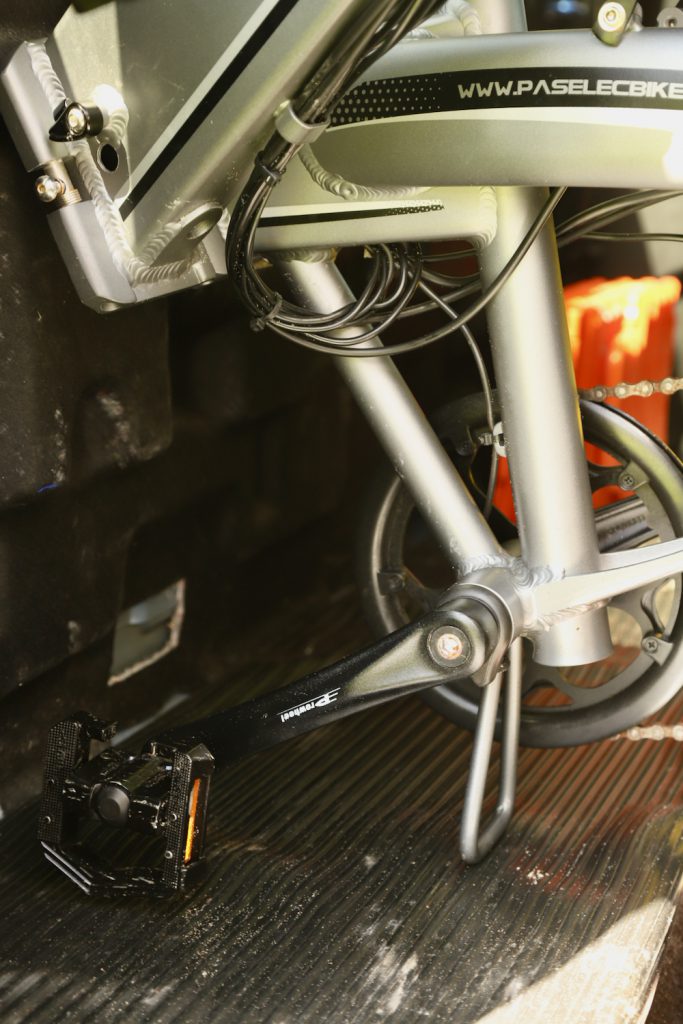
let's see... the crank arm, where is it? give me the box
[39,600,497,897]
[532,535,683,626]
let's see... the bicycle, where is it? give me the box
[3,0,683,895]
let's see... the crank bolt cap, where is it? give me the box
[428,626,471,668]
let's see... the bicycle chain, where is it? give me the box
[477,375,683,451]
[579,376,683,401]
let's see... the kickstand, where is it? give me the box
[460,638,523,864]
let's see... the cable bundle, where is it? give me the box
[226,1,683,362]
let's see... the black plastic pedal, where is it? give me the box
[38,712,214,897]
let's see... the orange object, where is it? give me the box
[184,778,202,863]
[493,276,681,521]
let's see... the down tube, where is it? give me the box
[479,187,613,666]
[274,256,502,571]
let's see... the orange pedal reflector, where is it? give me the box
[184,778,202,864]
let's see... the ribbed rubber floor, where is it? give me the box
[1,600,682,1024]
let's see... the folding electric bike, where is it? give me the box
[3,0,683,894]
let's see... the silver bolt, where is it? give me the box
[643,636,659,654]
[434,631,465,662]
[35,174,65,203]
[66,105,87,136]
[597,2,627,32]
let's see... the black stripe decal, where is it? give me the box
[259,203,445,227]
[120,0,301,221]
[331,66,683,126]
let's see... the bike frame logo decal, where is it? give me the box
[331,67,683,126]
[278,688,341,723]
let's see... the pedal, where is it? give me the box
[38,712,214,897]
[36,605,503,897]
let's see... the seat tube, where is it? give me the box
[473,0,612,666]
[480,187,613,666]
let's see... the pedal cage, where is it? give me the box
[38,712,214,897]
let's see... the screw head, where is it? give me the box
[597,2,627,32]
[642,636,659,654]
[66,104,87,136]
[619,471,636,491]
[35,174,65,203]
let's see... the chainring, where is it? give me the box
[356,396,683,747]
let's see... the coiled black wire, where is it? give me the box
[227,0,454,350]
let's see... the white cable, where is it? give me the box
[27,42,194,287]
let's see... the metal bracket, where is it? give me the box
[592,1,639,45]
[274,101,329,146]
[49,98,104,142]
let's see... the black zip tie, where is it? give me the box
[254,152,283,187]
[251,293,283,332]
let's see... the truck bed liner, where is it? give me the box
[0,600,681,1024]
